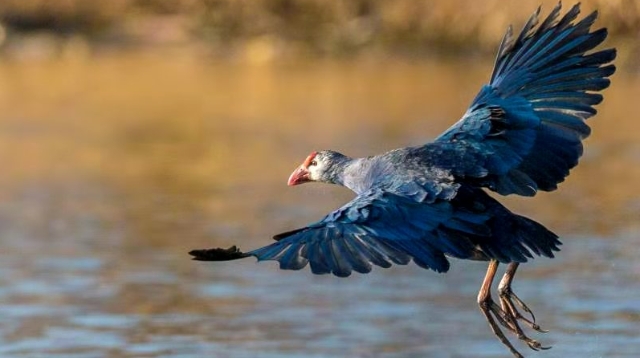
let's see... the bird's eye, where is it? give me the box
[310,160,318,167]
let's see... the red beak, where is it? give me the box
[287,166,310,186]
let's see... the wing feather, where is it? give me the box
[191,186,561,277]
[430,3,615,196]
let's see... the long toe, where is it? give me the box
[504,288,537,323]
[479,303,525,358]
[498,291,551,351]
[520,333,551,351]
[499,289,549,333]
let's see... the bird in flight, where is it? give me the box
[190,3,615,357]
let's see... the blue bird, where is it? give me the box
[190,3,615,357]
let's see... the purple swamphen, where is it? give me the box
[190,3,615,357]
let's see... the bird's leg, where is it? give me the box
[498,263,547,332]
[477,260,524,358]
[497,262,551,351]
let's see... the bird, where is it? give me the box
[189,3,616,357]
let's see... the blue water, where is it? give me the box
[0,221,638,357]
[0,57,638,358]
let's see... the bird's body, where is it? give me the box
[191,3,615,357]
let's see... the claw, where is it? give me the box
[520,335,551,351]
[478,261,527,358]
[531,323,549,334]
[504,308,548,352]
[506,288,537,323]
[479,261,553,357]
[498,264,546,328]
[479,299,526,358]
[500,290,548,333]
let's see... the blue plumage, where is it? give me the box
[193,183,560,277]
[189,5,614,354]
[191,3,613,276]
[434,3,615,196]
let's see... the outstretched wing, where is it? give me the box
[429,3,616,196]
[190,186,561,277]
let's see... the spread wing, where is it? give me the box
[189,186,560,277]
[428,3,616,196]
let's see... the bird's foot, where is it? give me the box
[479,297,526,358]
[479,261,552,357]
[498,287,551,351]
[480,297,550,356]
[499,286,548,333]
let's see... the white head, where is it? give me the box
[287,150,349,186]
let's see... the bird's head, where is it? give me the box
[287,150,349,186]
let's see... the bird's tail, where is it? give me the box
[453,186,562,263]
[474,210,562,264]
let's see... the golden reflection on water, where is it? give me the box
[0,51,638,357]
[0,51,637,249]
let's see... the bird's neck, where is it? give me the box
[336,157,376,195]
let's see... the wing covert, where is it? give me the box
[248,189,482,277]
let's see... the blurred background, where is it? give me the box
[0,0,638,357]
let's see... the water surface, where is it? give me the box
[0,54,638,357]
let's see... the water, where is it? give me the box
[0,53,638,357]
